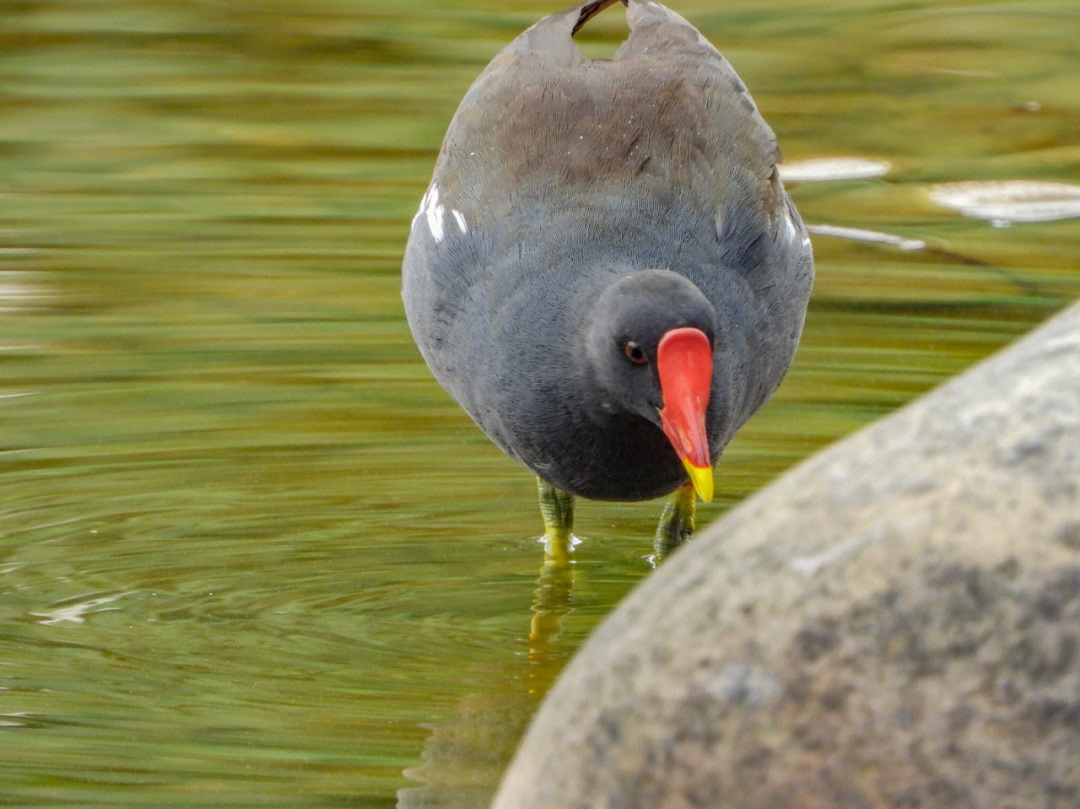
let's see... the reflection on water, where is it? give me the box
[805,223,925,251]
[30,593,126,625]
[397,560,575,809]
[529,561,575,653]
[779,157,891,183]
[929,181,1080,225]
[0,270,50,314]
[2,0,1079,806]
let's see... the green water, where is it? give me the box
[2,1,1078,806]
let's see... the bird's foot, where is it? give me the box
[651,483,696,564]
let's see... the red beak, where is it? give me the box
[656,327,713,502]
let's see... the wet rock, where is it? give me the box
[492,300,1080,809]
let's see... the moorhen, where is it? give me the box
[402,0,813,560]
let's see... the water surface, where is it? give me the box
[2,1,1079,806]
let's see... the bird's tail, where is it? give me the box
[571,0,628,36]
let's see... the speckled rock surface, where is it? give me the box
[492,301,1080,809]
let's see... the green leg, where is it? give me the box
[537,477,576,564]
[652,483,696,563]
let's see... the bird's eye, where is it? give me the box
[623,341,648,366]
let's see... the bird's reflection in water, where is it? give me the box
[528,558,575,661]
[396,555,576,809]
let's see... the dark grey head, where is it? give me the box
[585,269,716,425]
[584,269,717,500]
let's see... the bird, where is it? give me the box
[402,0,813,561]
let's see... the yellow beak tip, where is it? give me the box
[681,460,714,503]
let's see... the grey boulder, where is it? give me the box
[492,299,1080,809]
